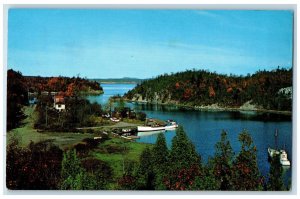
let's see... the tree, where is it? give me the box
[7,69,28,130]
[232,130,264,190]
[213,130,234,190]
[6,138,63,190]
[60,149,85,190]
[136,147,155,190]
[81,158,112,189]
[164,126,202,190]
[169,126,201,169]
[152,133,169,189]
[267,154,286,191]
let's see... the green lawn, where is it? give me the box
[7,106,95,149]
[91,138,152,188]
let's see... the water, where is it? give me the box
[87,83,293,184]
[87,83,136,105]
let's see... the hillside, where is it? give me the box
[24,74,103,96]
[124,68,292,111]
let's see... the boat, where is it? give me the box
[165,121,179,130]
[110,117,120,122]
[138,121,178,132]
[268,147,291,166]
[268,147,280,158]
[279,150,291,166]
[137,125,166,132]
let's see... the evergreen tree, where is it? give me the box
[267,154,286,191]
[136,147,155,190]
[169,126,201,169]
[152,133,169,189]
[60,149,97,190]
[213,130,234,190]
[164,126,202,190]
[232,130,264,190]
[192,161,220,190]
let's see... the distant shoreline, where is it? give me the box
[99,82,138,84]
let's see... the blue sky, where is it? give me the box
[8,9,293,78]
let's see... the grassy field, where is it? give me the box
[91,138,152,189]
[7,106,95,149]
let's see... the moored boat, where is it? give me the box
[137,125,166,132]
[137,121,178,132]
[279,150,291,166]
[268,147,291,166]
[165,121,179,130]
[110,117,120,122]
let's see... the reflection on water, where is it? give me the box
[137,130,166,137]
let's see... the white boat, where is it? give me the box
[138,121,178,132]
[268,147,280,157]
[137,126,166,132]
[165,121,179,131]
[268,147,291,166]
[110,117,120,122]
[279,150,291,166]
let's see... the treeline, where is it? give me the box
[118,127,288,191]
[6,127,289,190]
[124,68,292,111]
[25,74,103,96]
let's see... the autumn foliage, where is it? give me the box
[125,68,292,111]
[25,75,103,96]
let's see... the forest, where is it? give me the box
[124,67,292,111]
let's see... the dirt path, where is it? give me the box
[76,121,139,130]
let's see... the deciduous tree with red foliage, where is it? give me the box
[231,130,264,190]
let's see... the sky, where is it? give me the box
[7,9,293,78]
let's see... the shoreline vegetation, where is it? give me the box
[124,99,292,115]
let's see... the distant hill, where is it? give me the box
[124,68,292,112]
[91,77,145,84]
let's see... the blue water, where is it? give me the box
[87,83,293,184]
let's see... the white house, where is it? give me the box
[54,95,66,111]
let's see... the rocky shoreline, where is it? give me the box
[124,98,292,115]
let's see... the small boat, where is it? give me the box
[110,117,120,122]
[279,150,291,166]
[268,147,280,158]
[268,147,291,166]
[122,128,132,133]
